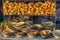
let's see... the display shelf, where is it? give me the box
[1,0,56,39]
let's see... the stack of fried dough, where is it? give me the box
[3,1,56,16]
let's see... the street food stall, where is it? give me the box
[1,0,56,39]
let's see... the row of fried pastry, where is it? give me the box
[3,1,56,16]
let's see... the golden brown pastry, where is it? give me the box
[39,30,51,35]
[3,1,55,16]
[3,29,13,34]
[33,24,43,28]
[16,30,24,35]
[15,22,24,27]
[29,30,38,35]
[21,26,30,31]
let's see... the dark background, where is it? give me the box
[0,0,3,22]
[56,0,60,29]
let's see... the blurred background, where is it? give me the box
[56,0,60,29]
[0,0,3,22]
